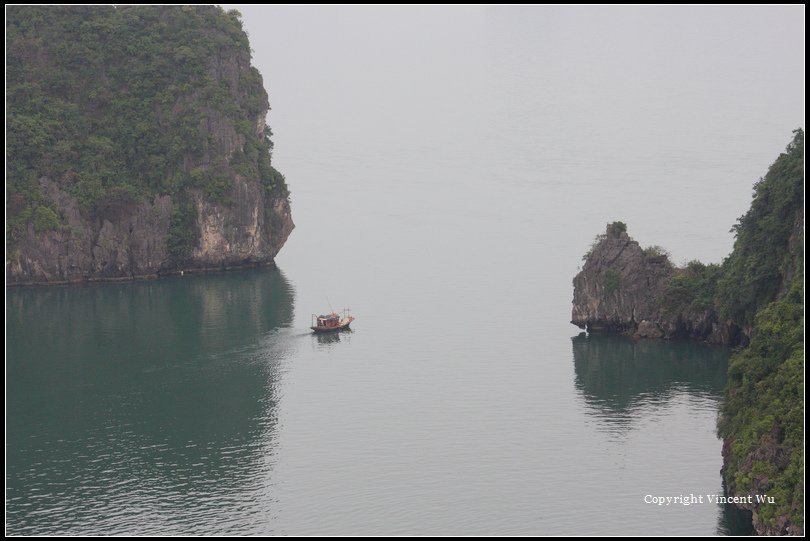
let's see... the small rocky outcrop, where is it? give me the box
[572,222,672,335]
[572,222,736,344]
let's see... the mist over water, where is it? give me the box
[7,6,802,535]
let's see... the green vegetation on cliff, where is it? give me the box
[6,6,288,257]
[716,130,804,328]
[659,260,722,316]
[654,131,804,338]
[719,271,803,531]
[716,129,804,534]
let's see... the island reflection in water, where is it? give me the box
[571,333,753,535]
[6,268,295,535]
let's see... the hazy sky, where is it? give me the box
[226,5,804,155]
[223,5,804,263]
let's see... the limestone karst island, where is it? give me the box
[573,130,804,536]
[7,6,293,285]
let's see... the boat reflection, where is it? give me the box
[312,327,353,349]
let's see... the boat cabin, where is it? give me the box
[310,309,354,333]
[314,313,340,329]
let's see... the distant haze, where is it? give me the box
[228,5,803,265]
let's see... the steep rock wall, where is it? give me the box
[7,179,293,285]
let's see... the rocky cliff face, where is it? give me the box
[721,434,804,536]
[572,223,738,344]
[192,179,293,271]
[6,6,293,285]
[7,179,293,285]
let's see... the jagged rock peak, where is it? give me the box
[572,222,734,343]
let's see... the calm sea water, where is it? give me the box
[8,6,803,535]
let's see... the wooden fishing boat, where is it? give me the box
[311,309,354,333]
